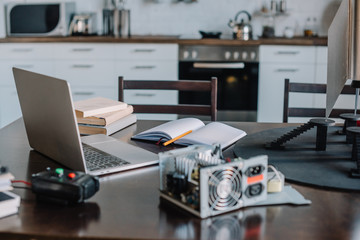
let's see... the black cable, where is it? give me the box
[12,186,32,190]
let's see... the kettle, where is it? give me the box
[228,10,253,40]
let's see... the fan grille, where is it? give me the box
[208,167,242,211]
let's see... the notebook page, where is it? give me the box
[132,118,205,141]
[176,122,246,149]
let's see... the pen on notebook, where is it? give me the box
[163,130,193,146]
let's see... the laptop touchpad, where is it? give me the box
[81,134,158,164]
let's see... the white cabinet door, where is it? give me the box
[260,45,316,64]
[115,44,179,120]
[115,60,178,80]
[124,90,178,104]
[71,87,117,102]
[0,42,179,123]
[53,60,115,87]
[314,46,328,84]
[0,43,55,128]
[0,87,22,128]
[115,44,178,60]
[258,63,316,122]
[52,43,116,100]
[258,45,316,123]
[0,60,54,87]
[0,43,54,60]
[53,43,116,60]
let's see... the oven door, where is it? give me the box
[179,61,259,121]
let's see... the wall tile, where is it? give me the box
[1,0,342,37]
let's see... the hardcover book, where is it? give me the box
[78,114,137,135]
[76,105,134,126]
[74,97,128,118]
[132,118,246,150]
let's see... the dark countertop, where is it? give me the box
[0,35,328,46]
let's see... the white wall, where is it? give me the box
[1,0,342,38]
[75,0,342,38]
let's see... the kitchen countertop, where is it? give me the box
[0,35,328,46]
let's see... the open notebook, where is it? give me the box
[132,118,246,149]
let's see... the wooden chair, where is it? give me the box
[283,78,357,123]
[118,76,218,121]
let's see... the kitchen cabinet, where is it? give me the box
[0,43,55,128]
[52,43,117,101]
[0,87,21,128]
[0,43,55,87]
[313,46,357,111]
[258,45,358,123]
[0,42,179,128]
[114,44,179,120]
[0,43,118,128]
[258,45,317,123]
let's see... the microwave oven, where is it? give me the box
[5,2,75,36]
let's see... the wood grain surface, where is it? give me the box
[0,119,358,240]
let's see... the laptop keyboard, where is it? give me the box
[83,144,130,172]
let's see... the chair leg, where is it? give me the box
[118,76,124,102]
[283,78,290,123]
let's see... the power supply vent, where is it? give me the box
[208,167,242,211]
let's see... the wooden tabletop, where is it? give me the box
[0,119,358,240]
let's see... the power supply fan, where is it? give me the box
[208,167,242,211]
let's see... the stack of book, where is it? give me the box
[0,166,20,219]
[74,97,137,135]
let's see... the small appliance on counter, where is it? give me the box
[228,10,253,40]
[69,13,97,36]
[103,0,114,36]
[102,0,130,38]
[5,1,75,37]
[261,15,275,38]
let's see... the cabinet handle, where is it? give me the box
[14,64,34,69]
[72,48,94,52]
[134,66,156,69]
[275,69,299,72]
[12,48,33,52]
[276,51,300,55]
[133,49,155,53]
[134,93,156,97]
[72,64,94,68]
[73,92,95,96]
[193,62,245,69]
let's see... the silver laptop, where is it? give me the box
[13,67,158,176]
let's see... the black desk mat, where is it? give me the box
[233,126,360,191]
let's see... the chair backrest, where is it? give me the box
[118,77,218,121]
[283,78,357,123]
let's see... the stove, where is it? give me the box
[178,45,259,121]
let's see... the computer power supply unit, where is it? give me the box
[159,144,267,218]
